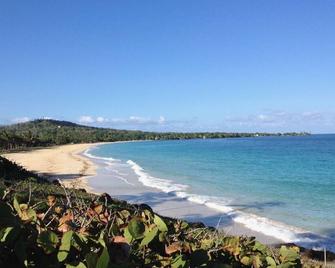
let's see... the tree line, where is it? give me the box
[0,119,310,151]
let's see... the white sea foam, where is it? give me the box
[83,149,118,162]
[114,175,135,186]
[84,149,335,251]
[104,162,129,175]
[127,160,188,193]
[126,159,335,251]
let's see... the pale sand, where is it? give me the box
[2,143,98,193]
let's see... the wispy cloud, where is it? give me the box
[224,110,334,132]
[110,116,166,125]
[78,115,166,126]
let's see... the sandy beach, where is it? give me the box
[2,142,282,245]
[2,143,98,192]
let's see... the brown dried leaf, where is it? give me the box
[37,213,45,220]
[113,236,128,244]
[93,204,103,214]
[54,206,63,214]
[58,222,72,233]
[165,242,182,255]
[47,195,56,207]
[58,210,74,232]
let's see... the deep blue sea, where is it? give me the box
[87,135,335,249]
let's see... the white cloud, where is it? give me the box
[78,115,166,126]
[158,116,166,124]
[12,117,30,123]
[108,116,167,126]
[96,116,108,123]
[78,115,95,124]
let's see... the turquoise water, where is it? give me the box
[87,135,335,249]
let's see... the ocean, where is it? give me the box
[85,135,335,250]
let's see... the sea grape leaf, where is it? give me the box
[13,197,21,215]
[252,255,262,268]
[37,230,59,254]
[96,246,110,268]
[253,241,268,254]
[58,230,73,262]
[140,226,158,247]
[190,249,209,266]
[0,201,17,227]
[158,231,166,242]
[0,227,14,242]
[85,252,98,268]
[124,227,133,243]
[47,195,56,207]
[14,238,27,264]
[98,230,107,247]
[266,256,277,267]
[153,214,168,232]
[279,246,300,264]
[128,218,145,239]
[240,256,251,266]
[0,226,20,245]
[66,262,87,268]
[20,206,37,222]
[119,209,130,219]
[165,242,182,255]
[171,254,187,268]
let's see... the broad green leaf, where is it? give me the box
[253,241,268,254]
[253,255,262,268]
[158,231,166,242]
[266,256,277,267]
[128,218,145,239]
[124,227,133,243]
[171,254,187,268]
[58,230,73,262]
[13,197,21,215]
[190,249,209,266]
[96,247,110,268]
[37,230,59,254]
[240,256,251,266]
[66,262,87,268]
[0,201,17,227]
[279,246,300,264]
[98,230,107,247]
[153,214,168,232]
[0,226,20,245]
[20,207,37,222]
[0,227,14,242]
[140,226,158,247]
[14,238,27,264]
[85,252,98,268]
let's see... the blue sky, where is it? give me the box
[1,1,335,133]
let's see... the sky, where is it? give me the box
[1,1,335,133]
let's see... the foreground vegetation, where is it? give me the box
[0,119,310,151]
[0,157,308,267]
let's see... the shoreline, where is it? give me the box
[3,141,334,251]
[1,142,282,245]
[82,143,286,246]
